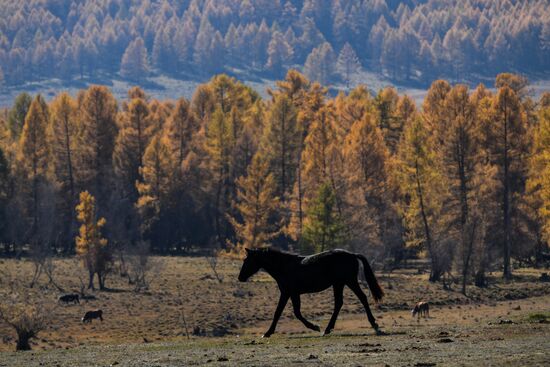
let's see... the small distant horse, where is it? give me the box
[411,301,429,320]
[58,294,80,304]
[238,248,384,337]
[82,310,103,323]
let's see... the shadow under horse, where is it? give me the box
[238,248,384,337]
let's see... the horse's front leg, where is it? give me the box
[263,293,289,338]
[291,294,321,332]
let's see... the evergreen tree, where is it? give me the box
[302,182,345,254]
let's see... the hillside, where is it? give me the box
[0,0,549,91]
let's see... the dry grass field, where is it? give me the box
[1,256,550,366]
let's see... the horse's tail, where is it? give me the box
[356,254,384,302]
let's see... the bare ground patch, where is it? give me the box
[1,257,549,366]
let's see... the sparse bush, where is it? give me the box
[206,249,223,283]
[0,296,49,351]
[126,241,162,292]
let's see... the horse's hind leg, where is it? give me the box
[263,293,289,338]
[323,284,344,336]
[347,281,380,333]
[291,295,320,332]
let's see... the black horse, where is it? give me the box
[238,248,384,337]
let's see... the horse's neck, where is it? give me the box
[261,252,298,281]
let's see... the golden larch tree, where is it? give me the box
[19,95,49,237]
[397,116,447,281]
[49,92,78,250]
[487,86,528,279]
[262,94,300,198]
[136,134,176,238]
[75,85,118,205]
[113,96,152,199]
[75,190,110,290]
[227,153,279,258]
[163,97,199,167]
[527,105,550,247]
[343,111,400,259]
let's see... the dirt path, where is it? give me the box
[2,295,549,366]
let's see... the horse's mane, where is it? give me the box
[257,247,295,255]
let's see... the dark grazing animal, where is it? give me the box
[82,310,103,323]
[411,301,429,319]
[58,294,80,304]
[238,248,384,337]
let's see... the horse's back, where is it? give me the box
[300,249,356,266]
[294,249,359,292]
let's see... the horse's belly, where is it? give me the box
[301,283,331,293]
[295,277,333,293]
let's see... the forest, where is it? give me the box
[0,0,549,88]
[0,70,549,295]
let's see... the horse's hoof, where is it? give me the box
[375,329,385,336]
[312,325,321,332]
[262,333,272,338]
[322,330,332,336]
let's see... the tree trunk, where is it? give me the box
[475,269,487,287]
[88,271,95,290]
[415,160,440,282]
[502,103,512,280]
[16,332,32,351]
[29,260,43,288]
[461,222,476,295]
[98,272,105,290]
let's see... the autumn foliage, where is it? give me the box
[0,72,549,295]
[75,191,110,290]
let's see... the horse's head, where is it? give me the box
[238,248,262,282]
